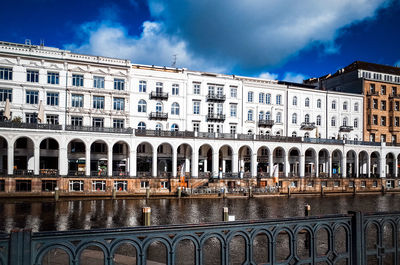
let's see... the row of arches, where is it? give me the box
[0,136,396,178]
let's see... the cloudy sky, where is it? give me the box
[1,0,399,82]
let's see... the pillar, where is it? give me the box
[299,154,305,178]
[367,155,371,178]
[232,152,238,175]
[129,150,136,177]
[34,144,40,175]
[85,143,90,176]
[355,154,359,178]
[328,156,332,178]
[222,159,226,173]
[152,150,157,177]
[108,145,113,177]
[212,151,219,178]
[315,155,319,178]
[380,157,386,178]
[342,155,347,178]
[204,159,208,172]
[59,146,68,176]
[251,153,257,177]
[269,152,273,176]
[185,148,190,174]
[396,157,399,178]
[7,143,13,175]
[172,147,177,178]
[285,154,290,177]
[192,148,198,178]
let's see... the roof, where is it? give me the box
[341,61,400,75]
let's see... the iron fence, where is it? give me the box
[2,211,400,264]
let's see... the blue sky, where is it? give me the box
[1,0,399,82]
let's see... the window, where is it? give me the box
[138,122,146,130]
[156,102,162,112]
[343,117,348,126]
[343,101,348,110]
[114,79,125,90]
[292,113,297,124]
[259,111,264,120]
[139,80,147,92]
[316,115,321,126]
[381,85,386,95]
[172,84,179,95]
[92,180,106,191]
[92,117,104,127]
[381,134,386,142]
[354,103,359,112]
[72,74,84,87]
[26,113,37,123]
[304,114,310,123]
[16,180,31,192]
[247,110,253,121]
[193,101,200,114]
[265,111,271,120]
[266,94,271,104]
[46,114,59,125]
[0,89,12,102]
[171,124,179,131]
[155,123,162,131]
[373,99,378,109]
[259,93,264,103]
[276,95,282,105]
[171,102,180,115]
[230,125,236,134]
[292,131,297,137]
[0,67,12,80]
[161,181,169,189]
[208,103,214,115]
[46,92,59,106]
[373,115,378,125]
[71,94,83,108]
[217,86,223,97]
[381,116,386,126]
[230,86,237,98]
[305,97,310,107]
[392,86,397,95]
[396,117,400,127]
[140,181,149,188]
[47,72,59,85]
[42,180,57,192]
[317,99,321,108]
[114,181,127,191]
[27,70,39,82]
[138,99,147,113]
[193,122,200,132]
[292,96,297,106]
[248,91,253,102]
[230,104,237,117]
[396,102,400,111]
[331,100,336,110]
[93,96,104,109]
[381,100,386,111]
[216,103,223,114]
[331,117,336,127]
[276,112,282,123]
[354,118,358,128]
[208,124,214,133]
[156,82,163,93]
[26,90,38,104]
[208,85,215,95]
[193,83,200,94]
[71,116,83,126]
[113,98,125,111]
[93,76,105,88]
[69,180,84,191]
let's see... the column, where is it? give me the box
[59,146,68,176]
[380,157,386,178]
[129,150,136,177]
[107,145,113,177]
[212,152,219,178]
[269,152,273,176]
[395,157,399,178]
[192,148,198,178]
[85,143,90,176]
[285,154,290,177]
[355,155,359,178]
[34,144,40,175]
[7,143,13,175]
[251,153,257,178]
[232,152,238,175]
[342,155,347,178]
[315,155,319,178]
[172,147,177,178]
[185,148,191,174]
[367,155,371,178]
[203,159,207,172]
[152,150,157,177]
[222,159,226,173]
[328,156,332,178]
[299,154,305,178]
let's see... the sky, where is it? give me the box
[1,0,400,82]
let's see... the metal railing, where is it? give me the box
[149,112,168,120]
[304,137,344,145]
[3,211,400,265]
[0,121,62,130]
[206,113,226,122]
[258,119,274,127]
[135,129,194,137]
[13,169,34,176]
[65,125,133,134]
[339,125,354,132]
[149,91,168,100]
[206,93,226,101]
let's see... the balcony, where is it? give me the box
[367,91,379,96]
[0,121,62,130]
[149,91,168,100]
[135,129,195,138]
[258,119,274,128]
[206,113,226,122]
[65,125,133,134]
[339,125,354,132]
[149,112,168,120]
[300,122,316,130]
[206,93,226,102]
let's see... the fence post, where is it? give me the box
[9,229,32,265]
[349,211,363,265]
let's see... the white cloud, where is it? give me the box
[258,72,279,80]
[282,72,307,83]
[65,21,228,73]
[149,0,389,69]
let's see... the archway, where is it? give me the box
[137,142,153,177]
[318,149,329,178]
[305,148,316,177]
[177,143,192,177]
[157,143,173,177]
[370,152,380,178]
[13,137,34,175]
[273,147,285,177]
[346,150,357,178]
[331,150,342,177]
[238,145,252,177]
[358,151,369,178]
[68,139,86,176]
[386,153,395,178]
[39,138,59,176]
[198,144,213,177]
[90,140,108,176]
[219,145,233,177]
[288,148,300,177]
[113,141,130,176]
[0,136,7,174]
[257,146,270,177]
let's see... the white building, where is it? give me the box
[0,41,397,182]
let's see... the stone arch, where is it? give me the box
[219,144,234,177]
[0,136,8,173]
[273,147,286,177]
[257,146,271,177]
[288,147,300,177]
[358,151,369,178]
[137,141,154,177]
[331,149,343,177]
[304,148,317,177]
[238,145,253,176]
[318,149,329,178]
[112,140,130,176]
[90,140,109,177]
[385,152,395,178]
[156,142,173,177]
[346,150,357,178]
[177,143,193,178]
[67,138,87,176]
[39,137,59,176]
[370,151,380,178]
[13,136,35,175]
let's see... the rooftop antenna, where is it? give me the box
[25,39,31,45]
[171,54,177,68]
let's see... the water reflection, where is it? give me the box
[0,194,399,232]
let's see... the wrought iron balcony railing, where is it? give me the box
[300,122,316,130]
[149,91,168,100]
[206,93,226,102]
[339,125,354,132]
[149,112,168,120]
[206,113,225,122]
[0,121,62,130]
[258,119,274,127]
[65,125,133,134]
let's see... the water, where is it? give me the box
[0,194,399,232]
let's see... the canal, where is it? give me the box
[0,194,399,233]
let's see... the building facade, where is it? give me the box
[0,41,398,190]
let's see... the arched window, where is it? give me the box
[292,96,297,106]
[156,102,162,112]
[304,114,310,123]
[276,131,281,136]
[155,124,162,130]
[316,115,321,126]
[317,99,321,108]
[292,113,297,124]
[343,117,348,126]
[304,132,310,138]
[343,101,348,110]
[332,100,336,110]
[354,118,358,128]
[138,122,146,130]
[265,111,271,120]
[354,103,359,112]
[305,97,310,107]
[248,110,253,121]
[138,99,147,113]
[171,124,179,131]
[292,131,297,137]
[171,102,180,115]
[331,117,336,127]
[247,130,253,135]
[276,112,282,123]
[259,111,264,120]
[265,131,271,136]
